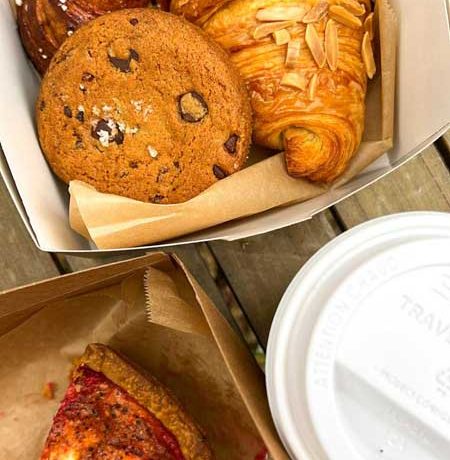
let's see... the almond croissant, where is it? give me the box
[171,0,376,182]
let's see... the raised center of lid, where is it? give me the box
[307,239,450,460]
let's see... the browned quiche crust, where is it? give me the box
[74,343,213,460]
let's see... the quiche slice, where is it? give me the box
[40,344,213,460]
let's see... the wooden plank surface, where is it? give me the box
[1,134,449,353]
[334,144,450,227]
[0,178,59,290]
[209,211,340,346]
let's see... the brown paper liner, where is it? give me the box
[68,0,397,249]
[0,253,288,459]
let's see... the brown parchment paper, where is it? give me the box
[67,0,397,249]
[0,253,287,460]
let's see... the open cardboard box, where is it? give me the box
[0,252,288,459]
[0,1,449,254]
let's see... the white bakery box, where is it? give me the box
[0,0,449,255]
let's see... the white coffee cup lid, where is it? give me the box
[266,212,450,460]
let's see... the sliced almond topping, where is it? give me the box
[273,29,291,45]
[329,5,362,28]
[302,1,328,23]
[305,24,326,68]
[362,31,376,78]
[325,19,338,71]
[285,39,301,68]
[308,74,319,100]
[253,20,296,39]
[256,5,308,22]
[280,72,308,90]
[364,12,374,40]
[337,0,365,16]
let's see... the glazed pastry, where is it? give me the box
[40,344,213,459]
[37,8,251,204]
[16,0,169,75]
[171,0,376,182]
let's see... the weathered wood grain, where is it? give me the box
[209,211,341,346]
[436,130,450,165]
[334,144,450,228]
[3,132,449,349]
[0,179,59,290]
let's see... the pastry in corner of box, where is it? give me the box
[16,0,170,75]
[39,343,214,460]
[171,0,377,183]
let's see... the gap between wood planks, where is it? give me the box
[435,131,450,170]
[54,133,450,361]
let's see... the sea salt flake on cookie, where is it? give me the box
[147,146,158,158]
[97,130,110,147]
[131,100,143,112]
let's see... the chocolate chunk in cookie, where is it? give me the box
[63,106,73,118]
[82,72,95,82]
[224,134,239,154]
[213,165,227,179]
[76,109,85,123]
[178,92,208,123]
[91,119,124,147]
[151,194,165,203]
[108,48,139,73]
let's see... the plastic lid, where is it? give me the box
[266,212,450,460]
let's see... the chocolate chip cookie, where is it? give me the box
[37,8,252,203]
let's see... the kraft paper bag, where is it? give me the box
[0,253,287,459]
